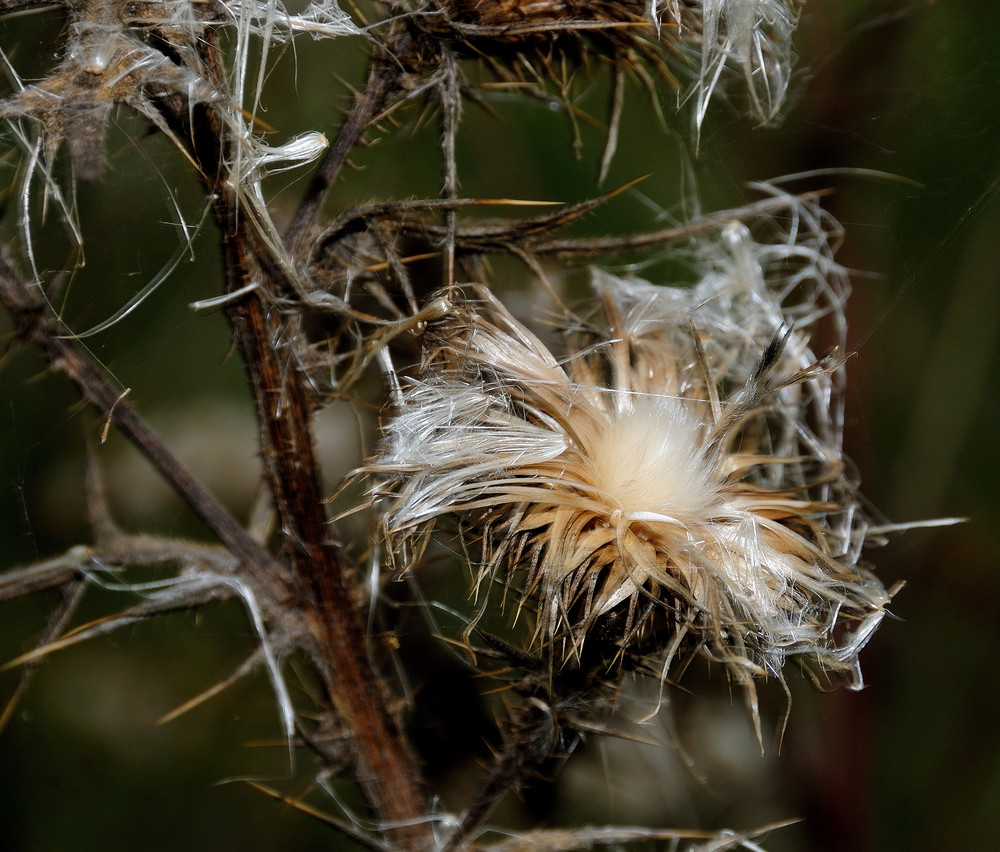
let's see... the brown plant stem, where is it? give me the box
[219,211,431,849]
[196,33,432,850]
[399,188,835,259]
[441,690,579,852]
[526,190,832,256]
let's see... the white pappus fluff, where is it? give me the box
[650,0,801,130]
[369,190,891,717]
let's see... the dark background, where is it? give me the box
[1,2,997,849]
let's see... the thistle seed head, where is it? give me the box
[370,192,890,708]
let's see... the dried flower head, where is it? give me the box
[370,191,890,709]
[428,0,800,131]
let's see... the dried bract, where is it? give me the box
[371,191,890,706]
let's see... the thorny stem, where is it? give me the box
[525,190,833,255]
[442,749,533,852]
[197,33,433,851]
[442,702,565,852]
[312,187,833,288]
[284,22,415,260]
[399,189,836,260]
[220,216,432,849]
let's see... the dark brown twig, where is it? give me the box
[219,223,433,849]
[196,33,434,850]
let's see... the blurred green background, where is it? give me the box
[1,1,998,849]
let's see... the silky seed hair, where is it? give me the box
[368,189,890,716]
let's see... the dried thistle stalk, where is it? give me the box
[0,0,909,847]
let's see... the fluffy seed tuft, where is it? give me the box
[368,191,891,719]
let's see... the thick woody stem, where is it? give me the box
[197,33,432,850]
[218,202,431,848]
